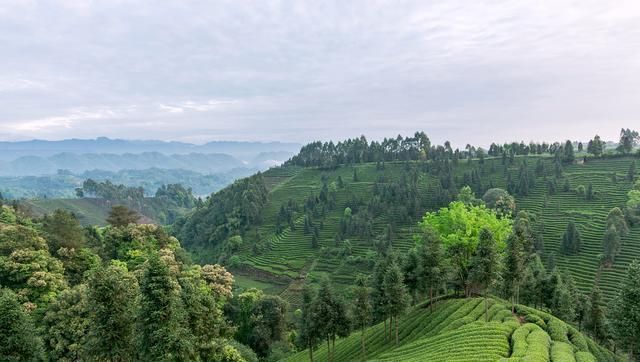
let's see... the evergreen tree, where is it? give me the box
[504,233,525,311]
[618,128,639,155]
[352,274,372,359]
[296,285,320,362]
[561,221,582,255]
[586,183,594,200]
[313,279,350,362]
[610,260,640,360]
[84,263,138,361]
[603,225,621,265]
[586,284,607,342]
[628,160,637,182]
[416,230,446,312]
[470,228,501,321]
[564,140,575,163]
[106,205,139,227]
[137,254,193,361]
[0,288,45,361]
[383,261,409,346]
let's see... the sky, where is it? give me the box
[1,0,639,147]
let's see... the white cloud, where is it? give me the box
[0,0,639,145]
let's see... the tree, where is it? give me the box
[0,288,45,361]
[587,135,604,157]
[470,228,501,321]
[561,221,582,255]
[352,274,372,358]
[296,285,320,362]
[416,229,446,312]
[420,201,511,296]
[628,160,637,182]
[313,279,350,362]
[248,295,288,357]
[42,209,86,253]
[563,140,575,163]
[43,284,90,361]
[617,128,639,155]
[610,260,640,360]
[383,261,409,346]
[607,207,629,237]
[84,262,138,361]
[586,183,594,200]
[603,225,621,266]
[586,284,607,342]
[106,205,139,227]
[137,254,193,360]
[482,188,516,217]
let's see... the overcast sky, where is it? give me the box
[1,1,639,146]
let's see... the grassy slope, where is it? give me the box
[232,156,639,305]
[25,198,112,226]
[285,297,621,362]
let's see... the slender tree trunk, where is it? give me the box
[395,315,399,346]
[485,289,489,322]
[332,337,335,361]
[384,317,387,341]
[327,337,331,362]
[429,287,434,313]
[361,325,366,360]
[309,342,314,362]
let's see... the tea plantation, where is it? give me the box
[285,297,621,362]
[227,155,638,305]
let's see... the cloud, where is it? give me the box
[0,0,639,145]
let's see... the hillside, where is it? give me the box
[285,297,621,362]
[179,154,639,304]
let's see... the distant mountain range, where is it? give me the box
[0,137,301,161]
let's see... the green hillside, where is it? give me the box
[286,297,621,362]
[186,155,639,305]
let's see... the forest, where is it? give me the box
[1,128,640,361]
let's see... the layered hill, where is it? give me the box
[285,297,621,362]
[178,154,639,304]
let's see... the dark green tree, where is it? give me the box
[84,263,138,361]
[561,221,582,255]
[610,260,640,360]
[352,274,372,359]
[0,288,45,361]
[106,205,139,227]
[137,254,193,360]
[628,160,637,182]
[603,225,621,266]
[618,128,639,155]
[416,230,446,312]
[586,284,607,342]
[383,260,409,346]
[313,279,350,361]
[42,209,86,253]
[470,228,501,321]
[296,285,320,362]
[564,140,575,163]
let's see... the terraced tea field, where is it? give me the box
[285,297,621,362]
[231,156,639,305]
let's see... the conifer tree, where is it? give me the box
[471,228,501,321]
[137,254,193,360]
[586,284,607,342]
[296,285,320,362]
[383,261,409,346]
[313,279,350,362]
[610,260,640,360]
[84,263,138,361]
[628,160,637,182]
[561,221,582,255]
[352,274,372,358]
[416,230,446,312]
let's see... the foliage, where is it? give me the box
[0,288,45,361]
[610,260,640,359]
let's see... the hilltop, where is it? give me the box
[175,135,640,305]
